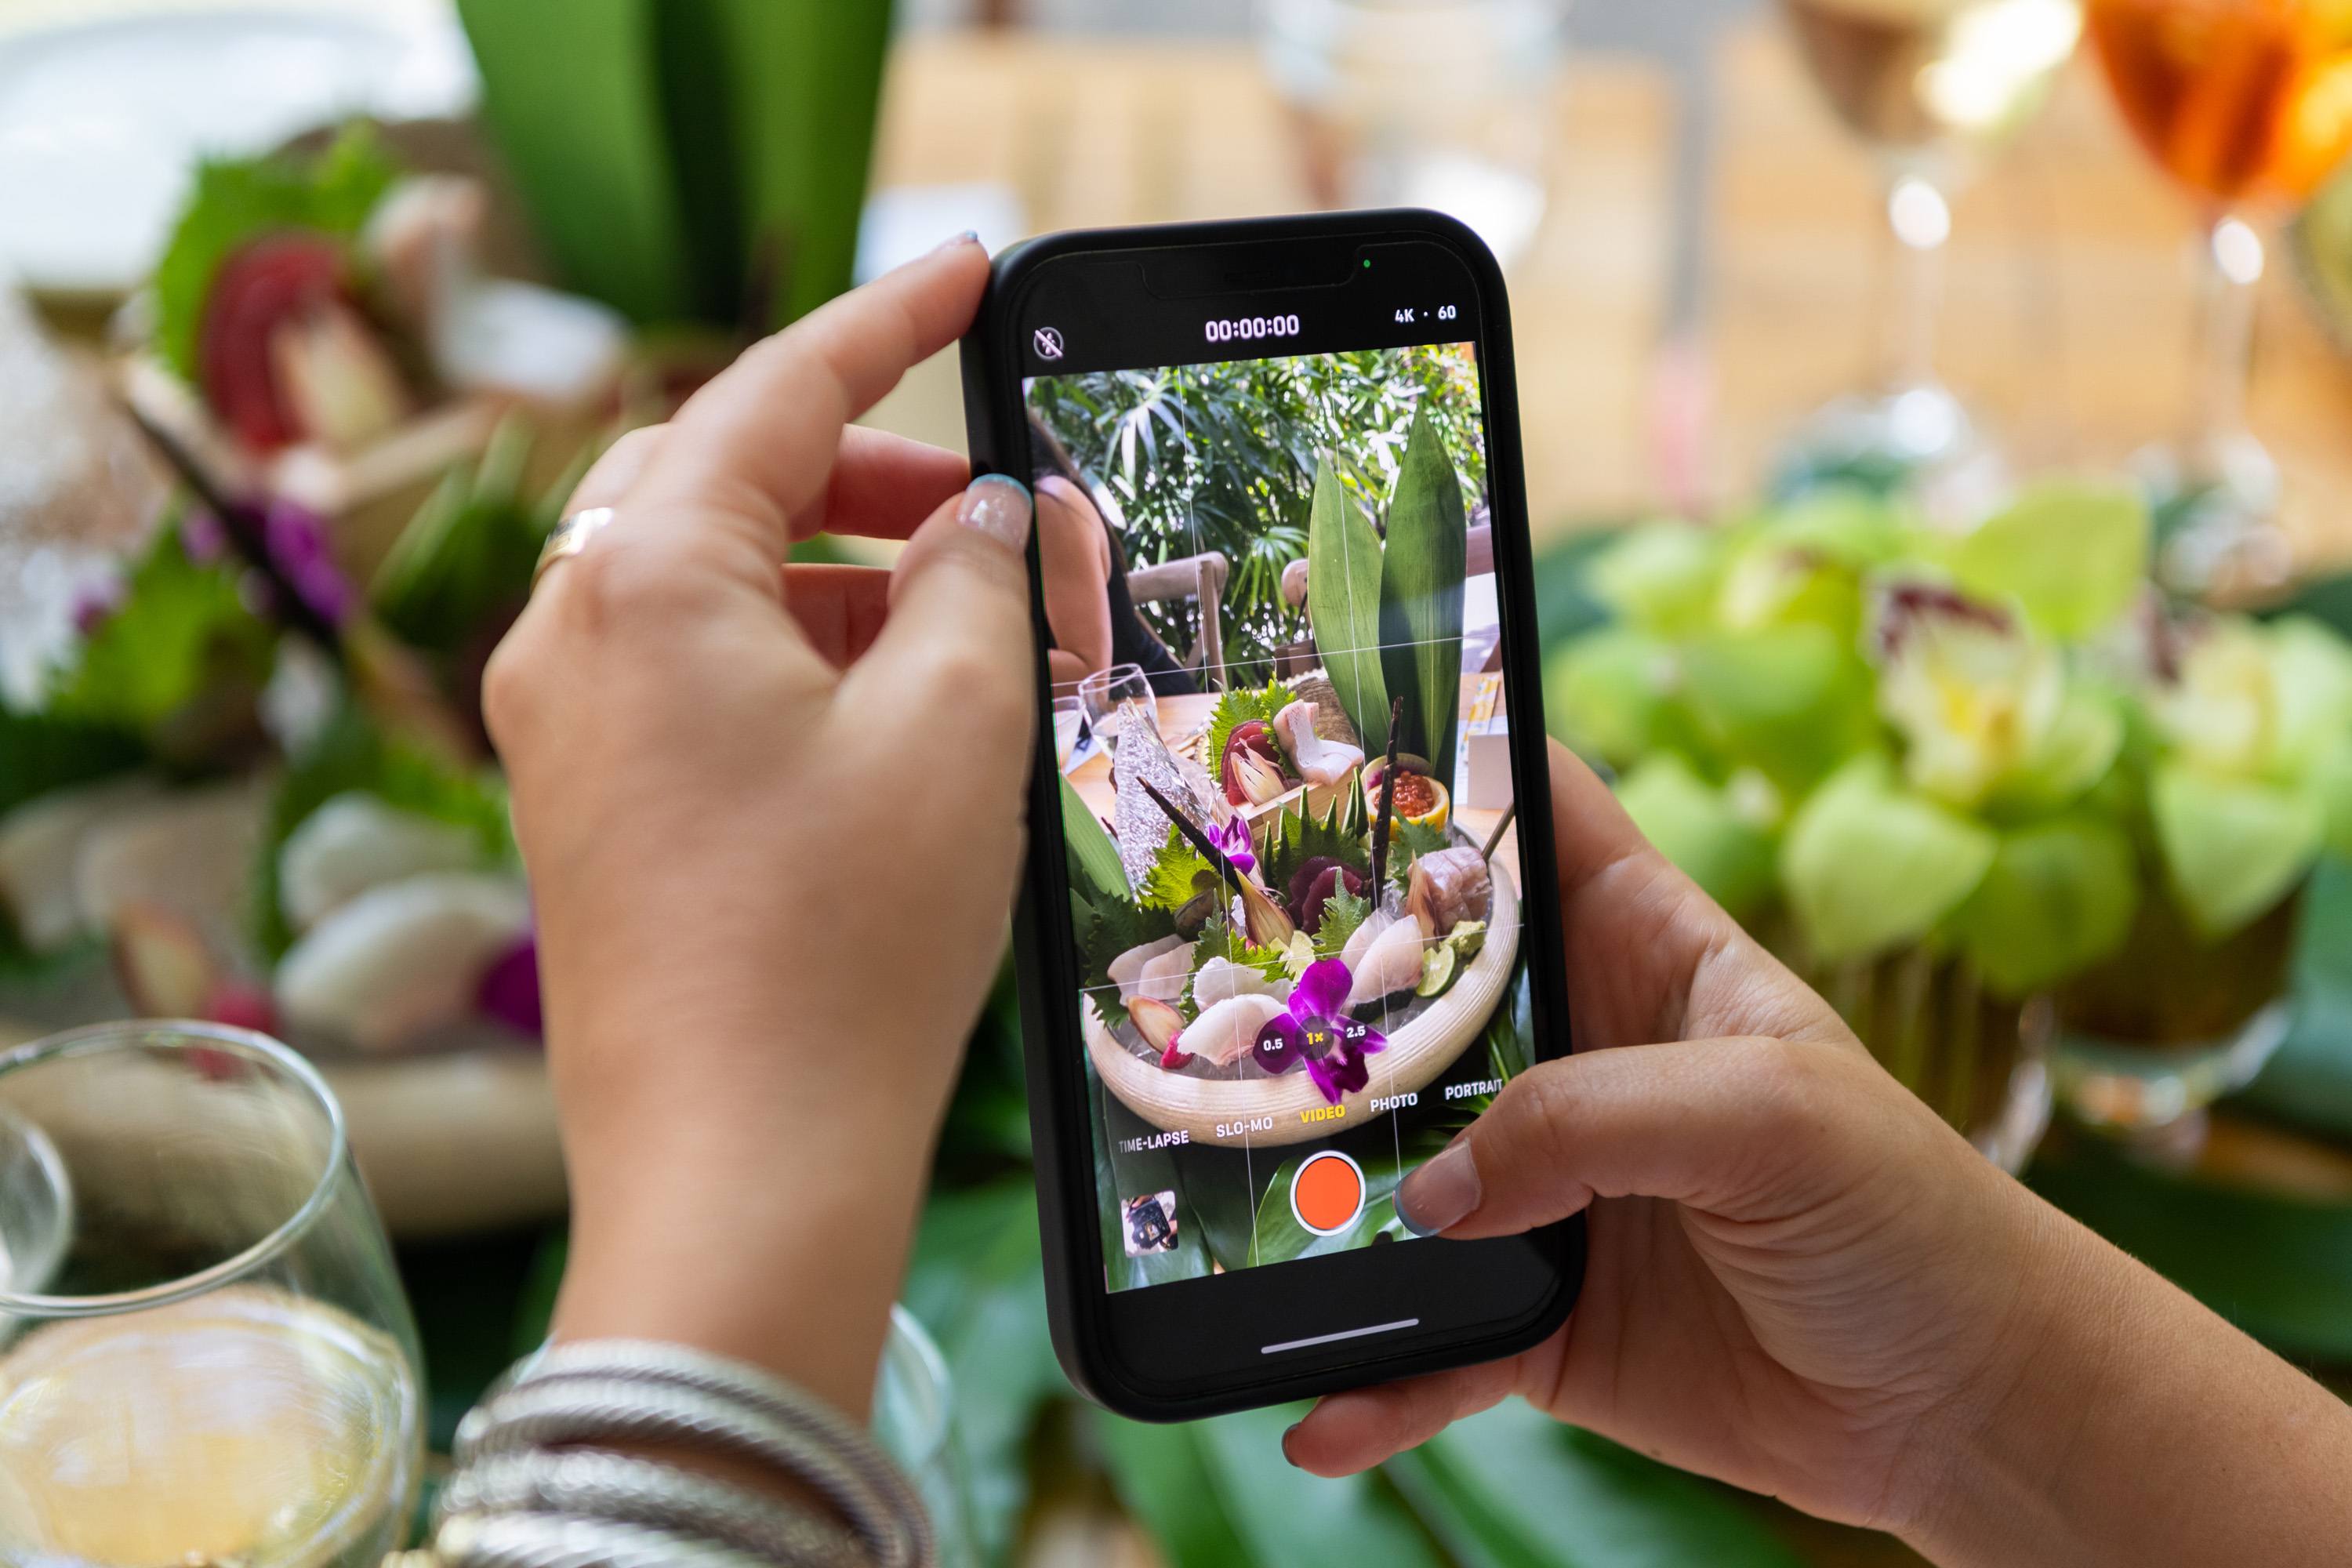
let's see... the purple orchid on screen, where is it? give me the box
[1253,956,1385,1105]
[1206,811,1256,878]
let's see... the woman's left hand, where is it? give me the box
[483,236,1035,1416]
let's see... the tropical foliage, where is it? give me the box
[1026,344,1486,681]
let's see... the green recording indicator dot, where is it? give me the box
[1362,258,1371,268]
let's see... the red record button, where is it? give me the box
[1290,1150,1366,1236]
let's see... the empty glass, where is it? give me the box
[1776,0,2084,510]
[0,1021,422,1567]
[1078,662,1159,752]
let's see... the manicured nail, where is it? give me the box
[1397,1136,1481,1237]
[958,474,1031,552]
[933,229,981,252]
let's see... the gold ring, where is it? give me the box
[532,507,616,590]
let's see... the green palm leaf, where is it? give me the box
[1306,457,1390,745]
[1380,408,1470,782]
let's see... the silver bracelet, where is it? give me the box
[432,1509,772,1568]
[437,1450,869,1568]
[453,1341,931,1568]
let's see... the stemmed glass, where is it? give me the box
[0,1021,422,1567]
[1777,0,2085,507]
[2085,0,2352,593]
[1077,662,1158,753]
[1051,694,1087,771]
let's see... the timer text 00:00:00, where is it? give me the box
[1203,314,1301,343]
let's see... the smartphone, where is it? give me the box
[960,210,1581,1420]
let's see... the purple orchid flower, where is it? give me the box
[1253,956,1385,1105]
[1206,812,1256,878]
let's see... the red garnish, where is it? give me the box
[205,981,279,1036]
[1159,1043,1195,1069]
[199,234,348,450]
[1388,772,1439,818]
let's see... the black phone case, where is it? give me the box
[960,209,1581,1421]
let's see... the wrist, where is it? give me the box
[550,1039,953,1421]
[1900,1198,2126,1566]
[557,1138,936,1420]
[1904,1194,2352,1568]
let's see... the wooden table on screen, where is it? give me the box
[1060,684,1519,876]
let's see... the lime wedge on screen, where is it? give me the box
[1417,943,1457,998]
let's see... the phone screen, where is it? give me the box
[1022,281,1541,1298]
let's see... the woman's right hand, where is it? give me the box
[1288,742,2352,1568]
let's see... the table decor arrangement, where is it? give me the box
[0,396,579,1234]
[1544,481,2352,1160]
[115,126,632,559]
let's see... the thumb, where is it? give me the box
[1396,1034,1896,1239]
[840,473,1037,767]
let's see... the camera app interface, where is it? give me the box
[1028,329,1537,1291]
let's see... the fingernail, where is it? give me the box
[932,229,981,252]
[1398,1135,1481,1237]
[1281,1423,1304,1468]
[958,474,1031,552]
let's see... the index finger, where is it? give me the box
[626,236,991,575]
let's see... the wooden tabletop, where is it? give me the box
[862,27,2352,575]
[857,33,1674,543]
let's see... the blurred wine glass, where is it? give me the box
[0,1022,421,1567]
[1777,0,2085,506]
[1263,0,1568,267]
[2085,0,2352,593]
[1078,662,1158,752]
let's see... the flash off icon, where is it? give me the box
[1033,326,1065,361]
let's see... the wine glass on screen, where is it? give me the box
[2085,0,2352,593]
[1078,662,1157,753]
[1051,694,1087,771]
[1777,0,2085,507]
[0,1022,422,1568]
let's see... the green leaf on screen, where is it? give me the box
[1305,457,1390,748]
[1378,408,1468,782]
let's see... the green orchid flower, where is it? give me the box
[1872,583,2120,812]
